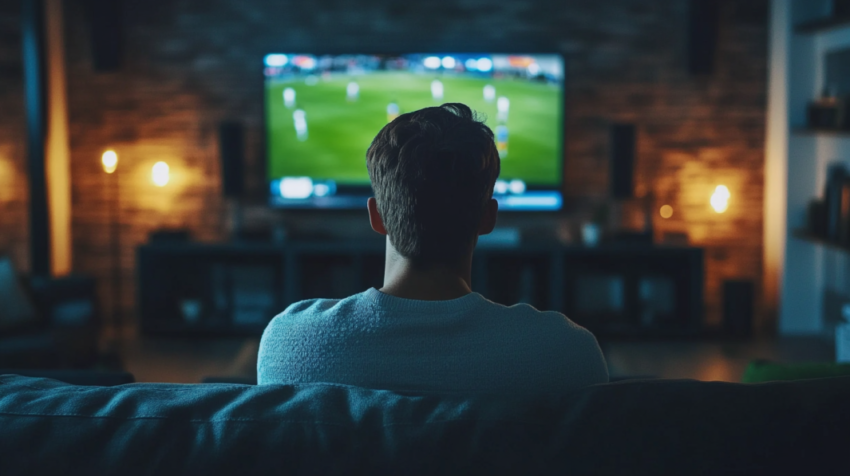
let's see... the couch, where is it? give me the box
[1,374,849,475]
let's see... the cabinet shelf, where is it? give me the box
[793,229,850,252]
[795,16,850,34]
[793,128,850,137]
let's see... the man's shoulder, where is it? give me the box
[484,298,581,324]
[478,298,598,340]
[269,290,371,325]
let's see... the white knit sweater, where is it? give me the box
[257,288,609,397]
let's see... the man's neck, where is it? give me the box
[379,241,473,301]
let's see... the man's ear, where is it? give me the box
[367,197,388,235]
[478,198,498,235]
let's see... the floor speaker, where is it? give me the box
[88,0,123,72]
[835,0,850,18]
[610,123,636,199]
[219,122,245,198]
[688,0,720,75]
[723,280,755,338]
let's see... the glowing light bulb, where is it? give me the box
[101,150,118,174]
[152,161,170,187]
[659,205,673,219]
[710,185,730,213]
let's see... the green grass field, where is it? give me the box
[266,72,561,186]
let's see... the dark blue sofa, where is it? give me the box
[1,374,848,475]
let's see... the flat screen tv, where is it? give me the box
[264,53,564,211]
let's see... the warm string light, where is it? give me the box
[659,205,673,219]
[711,185,730,213]
[101,150,118,174]
[152,161,170,187]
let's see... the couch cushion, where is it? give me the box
[1,374,849,475]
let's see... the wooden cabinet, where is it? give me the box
[138,241,703,337]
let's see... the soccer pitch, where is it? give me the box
[266,72,562,186]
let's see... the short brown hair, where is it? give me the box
[366,103,500,265]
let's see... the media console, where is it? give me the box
[137,241,703,338]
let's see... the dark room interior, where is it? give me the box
[2,0,850,474]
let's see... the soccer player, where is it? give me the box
[483,84,496,103]
[258,103,608,398]
[431,79,444,101]
[347,81,360,102]
[293,109,308,141]
[497,96,510,123]
[496,124,509,159]
[387,101,400,122]
[283,87,296,108]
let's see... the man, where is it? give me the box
[258,103,608,397]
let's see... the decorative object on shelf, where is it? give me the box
[807,88,847,131]
[825,164,850,243]
[807,199,827,238]
[581,223,600,247]
[179,299,202,324]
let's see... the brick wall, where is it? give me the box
[0,0,28,271]
[3,0,769,330]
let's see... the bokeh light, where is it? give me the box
[710,185,730,213]
[152,161,170,187]
[101,150,118,174]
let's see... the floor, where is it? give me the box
[112,335,836,384]
[602,337,834,382]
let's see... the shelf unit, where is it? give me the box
[137,240,705,338]
[769,1,850,335]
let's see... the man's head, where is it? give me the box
[366,103,500,267]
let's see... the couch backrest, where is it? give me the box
[1,374,849,475]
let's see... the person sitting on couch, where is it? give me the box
[258,103,608,397]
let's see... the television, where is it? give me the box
[264,53,564,211]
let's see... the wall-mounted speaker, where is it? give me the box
[88,0,123,72]
[610,123,636,199]
[219,122,245,198]
[688,0,720,75]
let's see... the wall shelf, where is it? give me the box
[792,229,850,252]
[792,128,850,137]
[796,16,850,34]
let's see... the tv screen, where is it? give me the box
[264,53,564,210]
